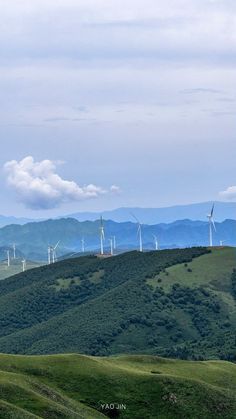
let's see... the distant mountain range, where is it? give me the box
[0,201,236,228]
[0,217,235,261]
[69,201,236,224]
[0,215,35,228]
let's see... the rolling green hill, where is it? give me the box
[0,353,236,418]
[0,246,235,359]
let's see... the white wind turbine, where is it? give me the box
[6,250,10,267]
[99,216,105,255]
[109,238,114,256]
[13,243,16,259]
[52,241,60,264]
[152,235,159,251]
[220,240,226,247]
[131,213,143,252]
[81,238,85,253]
[207,204,216,247]
[113,236,116,252]
[22,259,26,272]
[48,246,52,265]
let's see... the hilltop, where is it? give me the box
[0,247,235,359]
[0,353,235,418]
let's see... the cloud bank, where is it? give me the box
[219,186,236,201]
[4,156,113,210]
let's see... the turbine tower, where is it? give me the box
[52,242,60,264]
[153,235,159,251]
[207,204,216,247]
[13,243,16,259]
[99,216,105,255]
[113,236,116,251]
[220,240,226,247]
[6,250,10,267]
[22,259,26,272]
[109,238,114,256]
[81,238,85,253]
[48,246,52,265]
[131,213,143,252]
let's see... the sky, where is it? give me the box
[0,0,236,217]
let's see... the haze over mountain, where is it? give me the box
[69,201,236,224]
[0,201,236,229]
[0,215,35,228]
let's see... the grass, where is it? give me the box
[53,277,81,291]
[147,247,236,292]
[0,260,42,281]
[0,353,235,418]
[88,269,104,284]
[52,270,104,291]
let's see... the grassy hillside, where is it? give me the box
[0,259,41,281]
[0,353,236,418]
[147,247,236,292]
[0,247,235,359]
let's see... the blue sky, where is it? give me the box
[0,0,236,217]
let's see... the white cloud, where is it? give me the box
[219,186,236,201]
[4,156,112,209]
[110,185,122,194]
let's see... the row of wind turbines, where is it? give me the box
[133,204,223,253]
[97,215,159,256]
[97,205,223,256]
[3,204,224,271]
[5,244,26,272]
[69,205,221,259]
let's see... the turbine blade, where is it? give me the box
[130,212,140,224]
[212,218,216,232]
[211,204,214,217]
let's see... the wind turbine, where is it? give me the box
[207,204,216,247]
[52,242,60,264]
[220,240,226,247]
[81,238,85,253]
[131,213,143,252]
[22,259,26,272]
[13,243,16,259]
[109,238,114,256]
[6,250,10,267]
[113,236,116,251]
[99,216,105,255]
[48,246,52,265]
[152,235,159,251]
